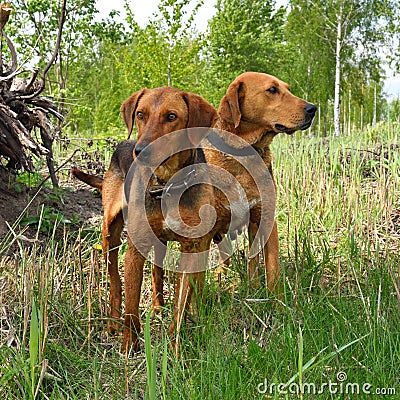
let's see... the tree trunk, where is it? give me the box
[167,52,171,86]
[333,3,342,136]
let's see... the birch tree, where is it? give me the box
[288,0,397,135]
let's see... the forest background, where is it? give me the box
[5,0,400,143]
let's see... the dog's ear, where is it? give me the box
[219,81,242,128]
[182,92,217,129]
[182,92,217,146]
[120,88,146,138]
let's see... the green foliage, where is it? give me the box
[204,0,286,104]
[3,1,399,137]
[20,205,76,233]
[286,0,399,134]
[16,172,44,188]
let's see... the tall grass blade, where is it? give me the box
[298,326,303,398]
[29,297,40,398]
[144,312,157,400]
[284,334,369,389]
[161,334,168,400]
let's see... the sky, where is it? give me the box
[96,0,400,99]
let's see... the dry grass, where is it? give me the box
[0,123,399,399]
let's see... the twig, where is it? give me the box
[2,31,17,75]
[33,148,80,193]
[6,0,67,103]
[26,68,40,91]
[0,68,35,82]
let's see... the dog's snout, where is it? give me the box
[134,142,152,164]
[304,103,317,116]
[134,143,147,157]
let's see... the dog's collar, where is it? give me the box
[148,150,198,199]
[148,168,197,199]
[207,129,264,157]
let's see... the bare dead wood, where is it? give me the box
[0,3,10,31]
[2,31,16,76]
[0,2,10,75]
[35,108,58,187]
[7,0,67,103]
[0,1,68,187]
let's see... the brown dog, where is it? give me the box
[205,72,316,290]
[72,87,217,352]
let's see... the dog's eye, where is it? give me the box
[136,111,144,120]
[267,87,279,94]
[167,113,177,122]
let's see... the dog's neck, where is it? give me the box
[148,148,200,199]
[214,117,277,156]
[152,149,196,183]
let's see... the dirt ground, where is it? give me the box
[0,166,103,246]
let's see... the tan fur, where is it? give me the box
[206,72,316,290]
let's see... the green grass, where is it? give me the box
[1,123,399,399]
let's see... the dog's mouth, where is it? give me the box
[275,124,287,132]
[275,117,314,134]
[134,147,171,168]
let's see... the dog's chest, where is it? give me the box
[145,186,215,242]
[221,181,261,230]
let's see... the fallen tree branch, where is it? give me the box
[0,1,68,186]
[6,0,67,103]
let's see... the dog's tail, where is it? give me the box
[71,169,103,191]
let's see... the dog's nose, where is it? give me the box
[304,103,317,116]
[134,143,147,157]
[134,143,152,164]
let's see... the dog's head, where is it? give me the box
[121,87,217,179]
[218,72,316,146]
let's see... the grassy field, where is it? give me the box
[0,123,399,399]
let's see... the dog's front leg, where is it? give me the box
[248,221,261,286]
[123,236,147,353]
[152,242,166,312]
[102,212,124,334]
[263,220,280,293]
[169,243,209,355]
[248,220,280,293]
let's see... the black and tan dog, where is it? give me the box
[73,86,217,352]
